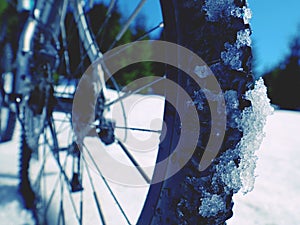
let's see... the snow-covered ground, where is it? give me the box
[0,123,35,225]
[1,109,300,224]
[228,110,300,225]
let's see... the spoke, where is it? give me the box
[115,126,161,134]
[33,149,51,193]
[42,129,48,222]
[55,123,71,136]
[60,20,71,76]
[50,151,71,187]
[82,143,131,225]
[59,172,66,225]
[98,0,117,48]
[69,0,162,75]
[101,63,128,141]
[49,116,60,151]
[79,189,83,225]
[43,150,82,224]
[44,172,61,216]
[45,152,82,224]
[47,117,74,188]
[57,174,66,225]
[106,0,117,14]
[116,139,151,184]
[73,19,164,77]
[104,76,165,108]
[108,0,148,50]
[134,22,164,41]
[44,150,69,217]
[65,185,81,224]
[82,154,106,224]
[56,209,61,225]
[54,78,76,98]
[56,0,71,87]
[35,135,68,151]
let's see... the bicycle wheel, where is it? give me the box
[18,0,272,224]
[0,42,16,142]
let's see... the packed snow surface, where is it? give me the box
[1,106,300,224]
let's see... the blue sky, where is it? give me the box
[101,0,300,76]
[250,0,300,75]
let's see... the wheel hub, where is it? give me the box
[97,119,115,145]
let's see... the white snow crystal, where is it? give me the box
[202,89,226,114]
[221,28,252,71]
[224,90,239,110]
[199,193,226,217]
[214,79,273,194]
[237,29,252,48]
[237,78,274,193]
[224,90,240,128]
[204,0,252,24]
[243,7,252,24]
[215,149,242,193]
[194,65,212,78]
[203,0,235,22]
[230,7,243,18]
[193,88,225,113]
[221,43,243,71]
[231,6,252,24]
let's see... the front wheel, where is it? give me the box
[18,0,273,224]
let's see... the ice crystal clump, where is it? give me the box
[224,90,240,128]
[203,89,225,115]
[230,7,243,18]
[199,193,226,217]
[204,0,252,24]
[224,90,239,109]
[213,78,273,194]
[243,7,252,24]
[221,43,243,71]
[237,29,251,47]
[194,65,211,78]
[203,0,235,22]
[193,88,224,114]
[231,6,252,24]
[215,149,242,193]
[237,78,274,193]
[221,28,251,71]
[193,93,204,111]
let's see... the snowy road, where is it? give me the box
[1,110,300,224]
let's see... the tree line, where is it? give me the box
[263,30,300,110]
[0,1,164,88]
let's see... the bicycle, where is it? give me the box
[0,0,272,224]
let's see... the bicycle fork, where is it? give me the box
[14,18,37,98]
